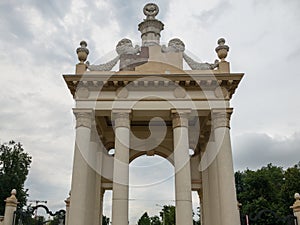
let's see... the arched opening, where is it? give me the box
[129,154,175,224]
[101,150,201,224]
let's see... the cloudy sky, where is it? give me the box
[0,0,300,223]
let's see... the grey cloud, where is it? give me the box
[193,1,232,27]
[0,3,34,42]
[27,0,72,22]
[108,0,170,36]
[232,132,300,171]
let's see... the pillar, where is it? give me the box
[111,110,131,225]
[68,109,94,225]
[291,193,300,224]
[3,189,18,225]
[201,168,210,225]
[212,109,240,225]
[172,110,193,225]
[64,192,70,225]
[208,152,222,225]
[93,137,104,225]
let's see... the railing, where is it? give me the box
[240,209,298,225]
[13,204,65,225]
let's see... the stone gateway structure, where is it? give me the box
[63,3,244,225]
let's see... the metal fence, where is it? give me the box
[240,209,298,225]
[12,204,65,225]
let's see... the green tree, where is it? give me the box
[138,212,151,225]
[236,162,300,225]
[159,205,175,225]
[0,141,32,215]
[281,162,300,214]
[102,215,110,225]
[150,215,161,225]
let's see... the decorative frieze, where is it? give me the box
[212,109,233,129]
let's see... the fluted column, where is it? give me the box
[212,109,240,225]
[112,110,131,225]
[208,151,222,225]
[172,110,193,225]
[68,109,94,225]
[201,168,210,225]
[88,125,102,225]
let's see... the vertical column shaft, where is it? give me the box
[68,110,94,225]
[112,110,131,225]
[172,111,193,225]
[213,109,240,225]
[208,154,222,225]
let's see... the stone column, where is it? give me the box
[291,193,300,224]
[99,189,105,225]
[64,192,71,225]
[172,110,193,225]
[208,153,222,225]
[212,109,240,225]
[111,110,131,225]
[201,168,210,225]
[3,189,18,225]
[68,109,94,225]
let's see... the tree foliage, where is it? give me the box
[138,212,151,225]
[236,162,300,224]
[102,215,110,225]
[0,141,32,215]
[159,205,175,225]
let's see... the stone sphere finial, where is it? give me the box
[11,189,17,195]
[295,193,300,200]
[143,3,159,20]
[215,38,229,61]
[76,40,89,63]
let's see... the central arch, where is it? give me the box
[129,154,175,224]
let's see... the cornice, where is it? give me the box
[63,72,243,99]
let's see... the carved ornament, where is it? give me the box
[172,110,190,128]
[112,110,131,128]
[74,111,93,129]
[212,109,233,129]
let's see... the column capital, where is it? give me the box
[171,109,191,128]
[73,109,94,129]
[112,109,131,128]
[211,108,233,129]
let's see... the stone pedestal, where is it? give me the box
[3,190,18,225]
[291,193,300,224]
[172,111,193,225]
